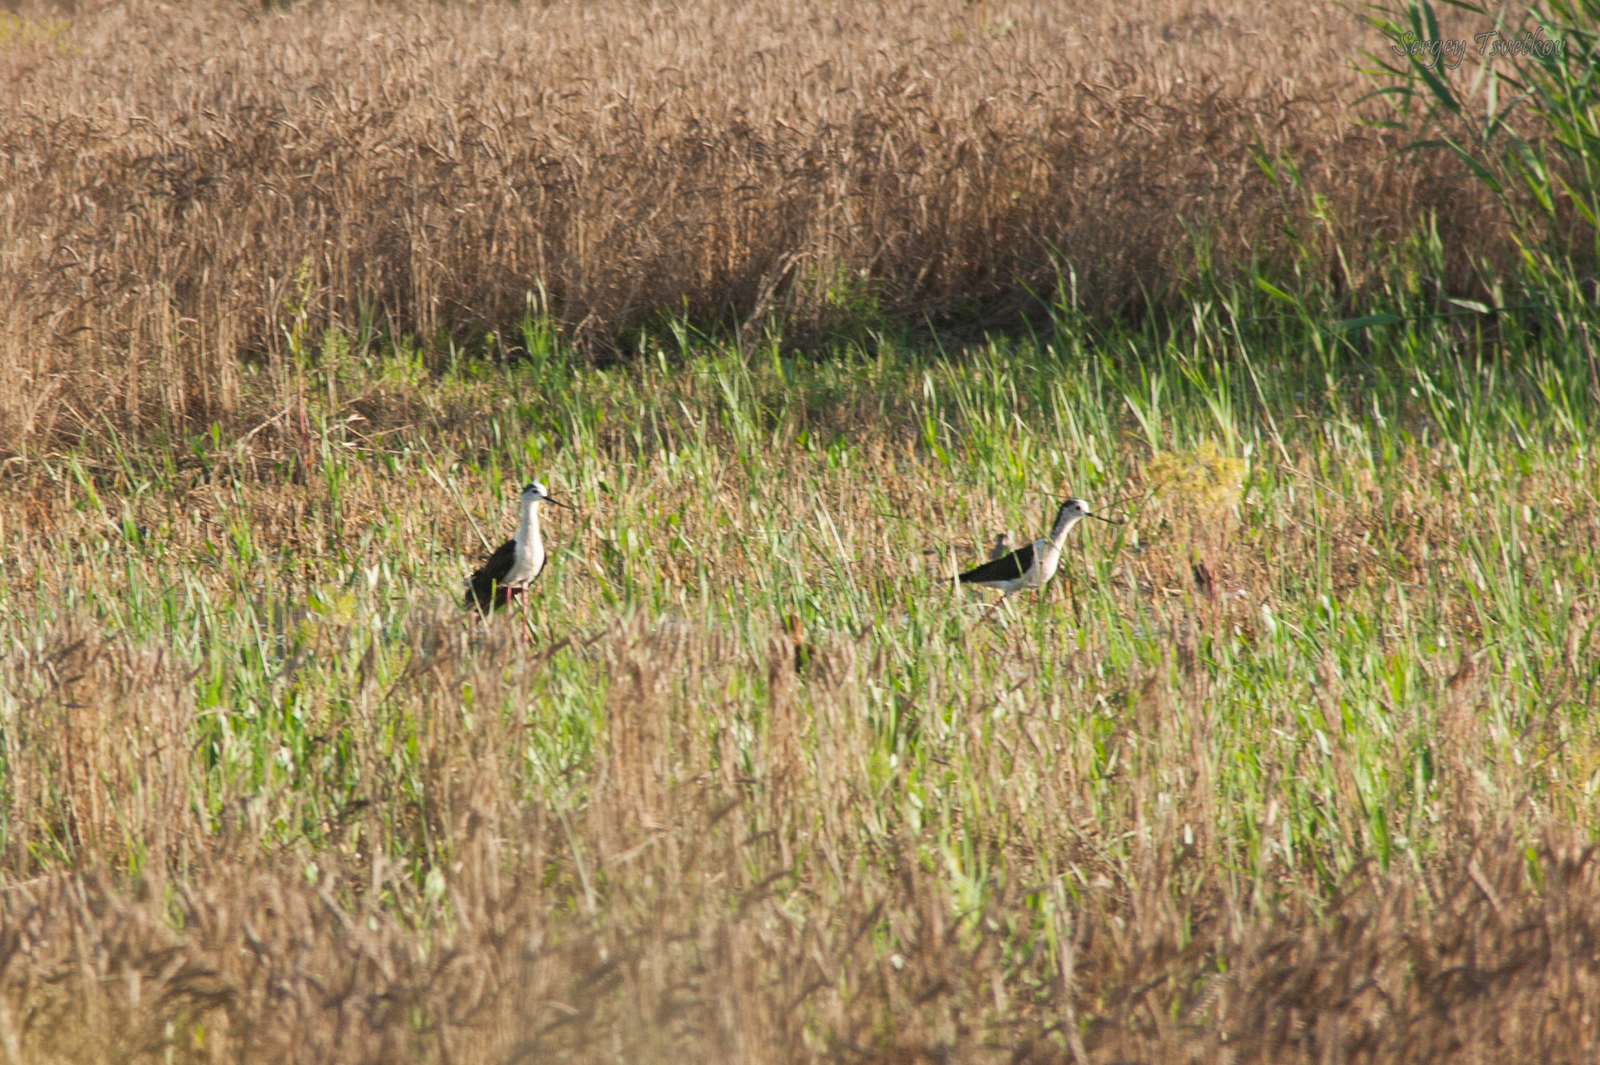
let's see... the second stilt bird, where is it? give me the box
[466,481,572,614]
[957,498,1108,619]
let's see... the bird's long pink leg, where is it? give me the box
[980,595,1006,626]
[517,592,536,644]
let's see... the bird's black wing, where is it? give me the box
[958,542,1034,584]
[466,538,519,611]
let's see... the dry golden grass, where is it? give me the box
[0,337,1597,1061]
[2,0,1596,1059]
[0,0,1483,448]
[1,614,1595,1063]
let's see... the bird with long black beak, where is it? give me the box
[956,498,1114,621]
[465,481,572,615]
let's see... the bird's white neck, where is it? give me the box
[1048,509,1082,548]
[514,495,541,547]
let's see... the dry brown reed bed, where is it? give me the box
[1,617,1596,1063]
[0,0,1477,448]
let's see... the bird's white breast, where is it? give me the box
[1023,538,1060,589]
[505,529,545,587]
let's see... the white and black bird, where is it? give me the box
[957,498,1107,616]
[465,481,572,613]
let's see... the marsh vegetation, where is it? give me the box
[1,0,1598,1061]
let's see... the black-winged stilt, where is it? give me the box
[957,498,1111,620]
[465,481,572,617]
